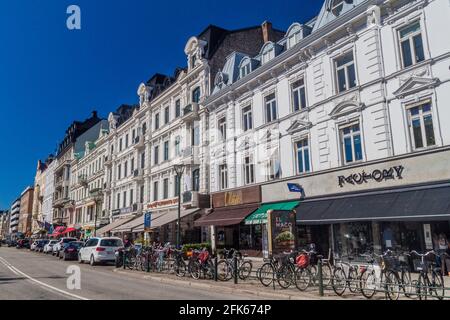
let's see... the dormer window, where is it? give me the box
[261,43,275,65]
[330,0,352,16]
[287,24,301,49]
[240,59,252,78]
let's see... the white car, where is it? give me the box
[43,240,59,254]
[30,241,39,251]
[53,237,77,257]
[78,237,124,266]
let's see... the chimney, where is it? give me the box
[91,110,98,118]
[261,21,274,43]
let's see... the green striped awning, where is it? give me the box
[245,201,300,225]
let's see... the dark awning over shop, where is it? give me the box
[194,204,259,227]
[296,183,450,225]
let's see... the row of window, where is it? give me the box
[238,20,425,93]
[116,152,146,180]
[115,185,145,210]
[216,101,436,190]
[152,170,200,201]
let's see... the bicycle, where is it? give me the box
[300,248,333,288]
[258,251,298,289]
[171,248,187,277]
[331,255,361,296]
[189,248,215,280]
[411,250,445,300]
[358,250,401,300]
[216,248,253,281]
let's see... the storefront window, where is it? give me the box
[333,222,373,258]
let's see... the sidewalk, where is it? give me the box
[112,267,369,300]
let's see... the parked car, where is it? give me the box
[53,238,77,257]
[78,237,124,266]
[36,240,49,252]
[43,240,58,254]
[59,241,84,261]
[16,239,31,249]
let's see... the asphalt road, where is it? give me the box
[0,247,268,300]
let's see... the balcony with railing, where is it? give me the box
[181,103,199,123]
[133,136,145,149]
[181,146,200,164]
[78,174,88,187]
[133,169,144,181]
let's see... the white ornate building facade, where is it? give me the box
[201,0,450,257]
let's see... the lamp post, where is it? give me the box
[174,164,185,249]
[89,188,103,237]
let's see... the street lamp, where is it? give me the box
[174,163,185,249]
[89,188,103,237]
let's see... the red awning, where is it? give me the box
[61,227,76,234]
[54,226,66,233]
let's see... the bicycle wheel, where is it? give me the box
[239,261,252,280]
[294,267,312,292]
[259,263,275,287]
[140,256,148,272]
[348,268,359,293]
[277,264,294,289]
[322,263,333,288]
[401,270,414,298]
[332,267,347,296]
[385,271,400,301]
[205,261,216,280]
[190,262,201,280]
[416,273,428,300]
[216,260,232,281]
[359,269,376,299]
[430,270,445,300]
[308,265,318,284]
[174,259,186,277]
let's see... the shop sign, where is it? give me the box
[147,198,178,209]
[120,206,133,214]
[338,166,404,188]
[268,210,297,256]
[224,191,243,206]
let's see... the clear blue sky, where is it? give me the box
[0,0,321,209]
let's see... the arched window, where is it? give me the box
[239,58,252,78]
[287,24,301,49]
[261,42,275,65]
[330,0,352,16]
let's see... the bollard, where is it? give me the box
[122,250,126,270]
[214,256,218,282]
[234,255,238,284]
[146,251,150,273]
[318,260,324,297]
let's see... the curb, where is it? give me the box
[112,268,322,300]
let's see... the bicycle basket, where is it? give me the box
[382,256,400,271]
[413,259,429,272]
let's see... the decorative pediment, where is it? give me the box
[286,119,312,135]
[236,137,256,152]
[329,100,365,119]
[393,77,440,99]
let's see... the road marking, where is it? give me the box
[0,256,89,300]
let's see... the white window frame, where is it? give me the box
[243,155,255,185]
[242,105,253,132]
[294,138,311,175]
[218,117,227,141]
[219,164,228,190]
[339,121,364,165]
[398,20,425,69]
[264,93,278,123]
[291,78,307,112]
[334,51,357,94]
[287,26,301,49]
[163,140,169,161]
[240,62,251,78]
[406,100,436,150]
